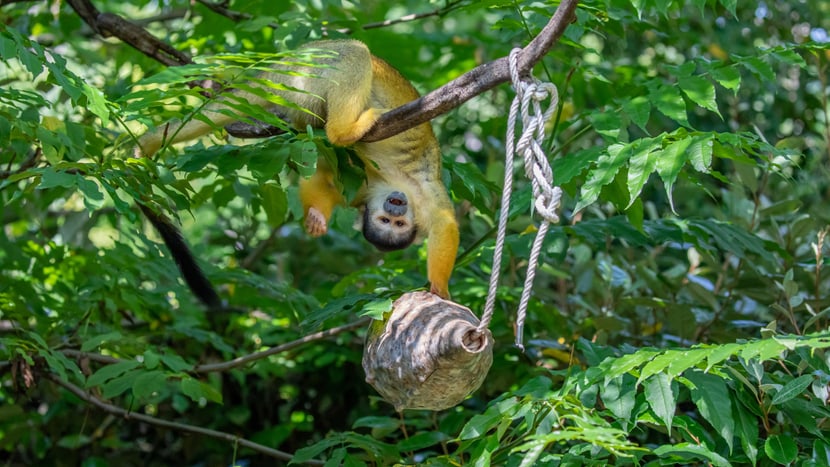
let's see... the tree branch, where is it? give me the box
[361,0,578,142]
[58,317,369,374]
[65,0,191,66]
[193,317,369,373]
[68,0,577,142]
[44,372,323,465]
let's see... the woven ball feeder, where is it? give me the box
[362,291,494,411]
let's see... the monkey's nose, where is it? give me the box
[388,191,407,205]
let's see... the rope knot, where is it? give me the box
[479,47,564,350]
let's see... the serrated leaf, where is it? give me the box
[575,144,630,212]
[719,0,737,17]
[684,371,734,452]
[589,110,622,139]
[626,137,661,207]
[742,57,774,82]
[623,96,651,132]
[639,350,680,382]
[771,374,813,405]
[651,84,689,127]
[656,136,692,212]
[552,146,603,185]
[678,75,721,117]
[710,65,741,94]
[644,373,677,433]
[359,298,393,320]
[687,134,714,172]
[601,349,660,381]
[600,375,636,426]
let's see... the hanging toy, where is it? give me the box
[362,292,493,411]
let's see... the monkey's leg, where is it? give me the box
[427,210,459,299]
[300,159,344,237]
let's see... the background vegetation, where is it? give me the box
[1,0,829,465]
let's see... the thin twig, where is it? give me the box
[193,317,369,373]
[0,148,40,179]
[57,318,369,374]
[44,372,323,465]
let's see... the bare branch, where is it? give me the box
[58,318,368,374]
[44,372,323,465]
[195,0,252,23]
[65,0,191,66]
[0,148,41,180]
[193,317,370,373]
[361,0,579,142]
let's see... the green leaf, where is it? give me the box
[260,181,288,228]
[710,65,741,94]
[575,143,630,212]
[396,431,447,451]
[86,360,141,388]
[771,374,813,406]
[626,137,661,207]
[684,370,735,452]
[644,373,677,433]
[180,377,223,404]
[742,57,774,82]
[678,75,721,117]
[38,168,76,189]
[600,375,636,427]
[80,331,124,352]
[733,399,759,465]
[101,371,139,399]
[650,84,689,127]
[160,353,193,372]
[132,370,168,400]
[77,176,105,211]
[654,442,731,467]
[589,110,622,139]
[359,298,392,320]
[623,96,651,132]
[764,434,797,465]
[656,136,691,211]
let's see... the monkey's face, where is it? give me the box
[361,190,417,252]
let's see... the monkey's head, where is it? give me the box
[360,189,417,252]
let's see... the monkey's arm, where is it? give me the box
[299,158,344,236]
[427,209,459,299]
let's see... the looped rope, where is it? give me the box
[477,48,562,351]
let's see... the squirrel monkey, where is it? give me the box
[137,40,459,303]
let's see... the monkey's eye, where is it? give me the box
[379,217,391,224]
[395,220,406,227]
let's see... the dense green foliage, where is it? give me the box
[1,0,829,465]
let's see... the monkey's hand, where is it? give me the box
[304,207,329,237]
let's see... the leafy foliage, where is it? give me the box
[1,0,829,465]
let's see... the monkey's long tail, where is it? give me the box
[139,204,223,310]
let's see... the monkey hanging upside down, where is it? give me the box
[136,40,459,306]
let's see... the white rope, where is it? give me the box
[477,48,562,351]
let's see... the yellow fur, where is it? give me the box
[138,40,458,298]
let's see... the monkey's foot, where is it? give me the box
[304,208,328,237]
